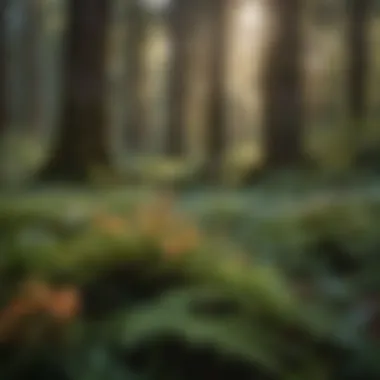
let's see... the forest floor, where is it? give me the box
[2,177,380,259]
[1,179,380,379]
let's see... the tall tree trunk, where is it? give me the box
[346,0,375,169]
[203,0,230,178]
[125,1,147,153]
[25,0,41,136]
[0,3,8,186]
[8,0,35,134]
[0,2,6,136]
[38,0,111,182]
[165,0,195,157]
[261,0,304,168]
[347,0,371,122]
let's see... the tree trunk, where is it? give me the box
[0,3,8,186]
[0,2,6,136]
[38,0,111,182]
[125,1,147,153]
[347,0,371,122]
[25,0,41,136]
[203,0,230,179]
[165,0,196,157]
[261,0,304,168]
[346,0,375,170]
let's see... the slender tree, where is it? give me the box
[8,0,31,133]
[346,0,372,123]
[25,0,41,136]
[346,0,376,169]
[261,0,304,168]
[125,0,148,153]
[38,0,111,182]
[0,2,8,186]
[202,0,231,178]
[0,1,8,137]
[0,0,6,136]
[164,0,196,156]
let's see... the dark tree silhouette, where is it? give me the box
[202,0,231,179]
[165,0,197,157]
[125,1,148,153]
[25,0,41,135]
[347,0,372,123]
[261,0,304,169]
[38,0,111,182]
[0,1,6,137]
[0,1,8,187]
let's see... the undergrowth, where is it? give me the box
[0,193,378,379]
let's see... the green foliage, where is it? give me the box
[0,191,379,379]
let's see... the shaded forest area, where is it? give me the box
[0,0,379,379]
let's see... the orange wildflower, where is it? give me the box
[0,279,52,342]
[160,225,200,259]
[0,280,80,343]
[135,204,174,238]
[0,298,33,341]
[45,286,81,322]
[135,210,164,237]
[20,279,53,308]
[161,236,187,259]
[92,213,129,236]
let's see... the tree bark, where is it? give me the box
[0,0,7,137]
[125,1,148,153]
[203,0,230,178]
[261,0,304,168]
[165,0,196,157]
[25,0,41,136]
[347,0,371,122]
[38,0,111,182]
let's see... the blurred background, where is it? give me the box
[0,0,379,185]
[0,1,380,380]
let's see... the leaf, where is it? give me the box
[65,342,143,380]
[115,287,282,373]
